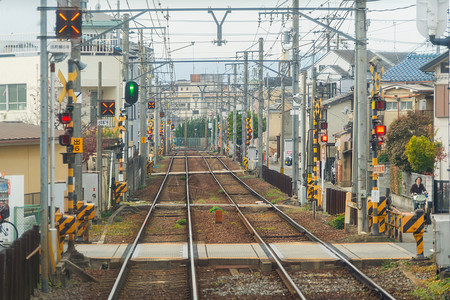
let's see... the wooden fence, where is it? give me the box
[0,225,40,299]
[262,166,293,197]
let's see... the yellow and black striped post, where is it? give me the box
[66,59,77,251]
[75,201,95,242]
[113,181,127,207]
[55,210,76,257]
[402,210,425,258]
[367,200,373,232]
[243,157,249,170]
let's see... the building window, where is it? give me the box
[0,84,27,111]
[400,101,412,111]
[386,101,397,111]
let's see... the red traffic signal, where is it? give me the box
[320,122,328,130]
[375,125,386,136]
[56,7,82,39]
[321,134,328,143]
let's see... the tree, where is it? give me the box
[404,135,436,174]
[385,112,432,172]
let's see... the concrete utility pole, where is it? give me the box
[122,13,129,188]
[233,64,237,160]
[280,77,286,174]
[215,91,218,150]
[39,0,49,292]
[96,62,103,212]
[355,0,368,234]
[155,76,159,164]
[257,37,264,176]
[265,82,270,169]
[300,71,307,204]
[242,52,248,159]
[72,0,83,206]
[292,0,300,197]
[139,29,147,185]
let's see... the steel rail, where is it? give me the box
[212,155,396,300]
[185,153,199,300]
[201,155,306,300]
[107,155,176,300]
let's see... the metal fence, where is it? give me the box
[325,188,347,215]
[262,165,292,197]
[14,205,40,237]
[0,226,40,300]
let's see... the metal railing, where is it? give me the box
[0,33,120,56]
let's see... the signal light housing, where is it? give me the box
[375,125,386,137]
[321,134,328,143]
[55,7,82,39]
[101,101,115,116]
[320,122,328,130]
[58,112,72,124]
[59,134,71,146]
[124,81,139,105]
[375,99,386,111]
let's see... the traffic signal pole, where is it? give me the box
[96,62,103,211]
[139,29,148,185]
[67,59,76,252]
[257,37,264,177]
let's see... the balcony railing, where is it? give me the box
[0,33,120,56]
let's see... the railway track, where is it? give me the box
[202,153,396,300]
[107,153,198,300]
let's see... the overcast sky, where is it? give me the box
[0,0,442,80]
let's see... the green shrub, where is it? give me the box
[180,176,186,181]
[328,214,345,229]
[176,219,186,226]
[209,206,223,213]
[101,210,114,219]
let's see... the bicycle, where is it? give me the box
[0,218,18,248]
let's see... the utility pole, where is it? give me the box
[96,62,103,212]
[242,52,248,159]
[257,37,264,176]
[280,77,286,174]
[122,13,129,189]
[139,29,147,185]
[292,0,300,197]
[72,0,83,207]
[355,0,368,234]
[308,46,317,194]
[233,64,237,161]
[39,0,49,292]
[265,83,270,169]
[300,71,307,204]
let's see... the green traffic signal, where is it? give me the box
[125,81,139,104]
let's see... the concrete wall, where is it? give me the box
[326,99,351,141]
[0,142,67,194]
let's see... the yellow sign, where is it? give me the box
[141,137,146,144]
[72,138,83,153]
[57,69,78,104]
[113,115,126,133]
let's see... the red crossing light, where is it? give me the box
[375,125,386,136]
[58,112,72,124]
[321,134,328,143]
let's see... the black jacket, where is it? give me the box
[410,183,426,195]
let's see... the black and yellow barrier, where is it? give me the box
[307,177,315,202]
[75,201,95,242]
[243,157,249,169]
[112,181,127,207]
[55,211,76,257]
[402,210,425,258]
